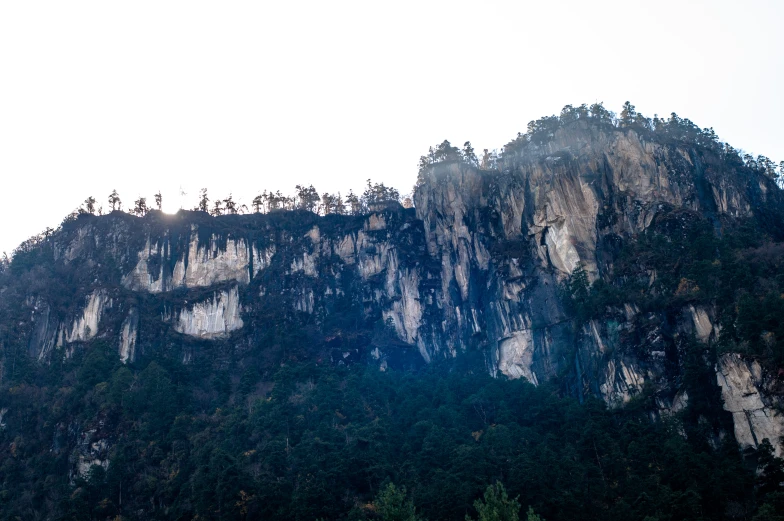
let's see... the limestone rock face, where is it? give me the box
[716,354,784,456]
[412,123,771,387]
[28,302,59,361]
[123,228,273,293]
[64,290,112,344]
[497,330,537,384]
[13,120,784,465]
[119,308,138,363]
[175,233,255,288]
[172,286,244,339]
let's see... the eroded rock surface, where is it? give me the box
[14,120,784,464]
[716,354,784,456]
[172,286,244,339]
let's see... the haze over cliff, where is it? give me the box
[2,107,784,520]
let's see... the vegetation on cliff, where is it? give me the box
[1,103,784,520]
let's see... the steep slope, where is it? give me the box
[414,120,784,453]
[1,115,784,520]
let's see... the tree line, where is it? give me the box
[418,101,784,188]
[2,180,406,264]
[76,180,410,219]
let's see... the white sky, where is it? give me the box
[1,1,782,254]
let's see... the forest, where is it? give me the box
[2,207,784,520]
[2,102,784,520]
[2,334,782,521]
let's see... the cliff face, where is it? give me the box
[412,121,783,452]
[8,120,784,467]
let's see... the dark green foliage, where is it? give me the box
[1,104,783,521]
[374,483,421,521]
[466,482,520,521]
[0,348,769,521]
[754,492,784,521]
[756,440,784,498]
[560,213,784,366]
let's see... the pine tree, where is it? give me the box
[133,197,148,216]
[223,194,237,214]
[295,184,320,213]
[525,507,544,521]
[463,141,478,166]
[108,190,122,212]
[466,482,521,521]
[85,196,96,214]
[620,101,637,127]
[375,483,420,521]
[252,194,263,213]
[756,439,784,497]
[198,188,209,213]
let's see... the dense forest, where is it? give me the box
[2,103,784,521]
[2,334,782,521]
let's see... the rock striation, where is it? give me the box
[12,120,784,458]
[171,286,244,339]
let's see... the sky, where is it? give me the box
[1,0,782,255]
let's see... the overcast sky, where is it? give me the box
[1,1,782,254]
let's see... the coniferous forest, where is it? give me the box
[2,103,784,521]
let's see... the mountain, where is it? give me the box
[2,109,784,520]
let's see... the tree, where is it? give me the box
[252,194,263,213]
[480,149,498,170]
[223,194,237,215]
[321,192,332,215]
[346,190,361,215]
[361,180,400,212]
[198,188,209,213]
[560,104,579,123]
[154,191,162,210]
[754,492,784,521]
[620,101,637,127]
[108,190,122,212]
[333,193,345,215]
[374,483,420,521]
[0,252,10,274]
[563,263,591,320]
[757,156,777,179]
[756,439,784,497]
[295,185,320,212]
[133,197,148,216]
[434,140,461,162]
[463,141,478,166]
[268,190,286,212]
[417,155,432,186]
[467,482,521,521]
[83,196,96,215]
[589,102,613,121]
[525,507,544,521]
[320,192,345,215]
[211,200,223,217]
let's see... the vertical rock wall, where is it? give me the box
[716,354,784,456]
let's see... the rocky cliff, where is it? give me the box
[6,118,784,468]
